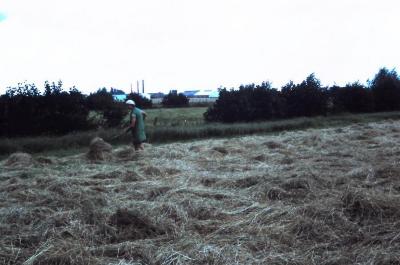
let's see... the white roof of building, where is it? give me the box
[194,90,219,98]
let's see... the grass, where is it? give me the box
[145,107,207,128]
[2,120,400,264]
[2,109,400,156]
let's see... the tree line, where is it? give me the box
[0,81,192,137]
[0,82,142,137]
[205,68,400,122]
[1,67,399,136]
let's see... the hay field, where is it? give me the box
[1,120,400,265]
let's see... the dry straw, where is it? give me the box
[1,120,400,264]
[4,152,35,167]
[87,137,113,161]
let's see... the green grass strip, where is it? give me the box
[1,111,400,156]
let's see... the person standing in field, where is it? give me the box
[126,100,147,150]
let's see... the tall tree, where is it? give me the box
[370,68,400,111]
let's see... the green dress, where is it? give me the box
[131,107,146,143]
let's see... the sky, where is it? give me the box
[0,0,399,94]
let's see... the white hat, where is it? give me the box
[126,100,135,105]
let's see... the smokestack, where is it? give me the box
[137,80,139,94]
[142,80,144,94]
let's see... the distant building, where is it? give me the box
[110,88,125,95]
[110,88,127,102]
[149,92,165,99]
[182,90,199,97]
[110,88,151,101]
[112,94,127,101]
[194,90,219,98]
[139,93,151,100]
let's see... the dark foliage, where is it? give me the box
[2,66,400,134]
[0,83,128,137]
[281,74,328,118]
[329,83,374,113]
[162,92,189,108]
[206,75,329,123]
[86,88,127,127]
[127,93,153,109]
[103,102,127,127]
[38,87,90,134]
[110,88,125,95]
[0,82,91,136]
[86,88,115,111]
[370,68,400,111]
[205,72,389,123]
[1,83,42,136]
[204,82,286,122]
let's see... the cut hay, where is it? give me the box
[87,137,113,161]
[22,240,98,265]
[89,242,155,264]
[263,140,283,149]
[114,147,136,161]
[4,152,35,167]
[108,208,167,243]
[36,156,57,165]
[142,166,163,177]
[2,120,400,264]
[341,190,400,223]
[90,170,144,182]
[267,187,288,200]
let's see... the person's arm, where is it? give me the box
[130,115,136,129]
[142,110,147,120]
[125,112,136,133]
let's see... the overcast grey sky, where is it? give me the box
[0,0,399,94]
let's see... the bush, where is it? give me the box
[329,83,374,113]
[1,83,42,136]
[204,82,286,122]
[0,95,8,135]
[370,68,400,111]
[38,88,91,134]
[205,74,329,123]
[1,82,92,136]
[86,88,127,127]
[86,88,115,111]
[0,83,129,137]
[282,74,328,118]
[103,102,127,127]
[127,93,152,109]
[162,92,189,108]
